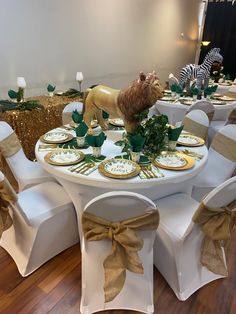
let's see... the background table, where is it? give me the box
[156,99,236,125]
[35,128,208,241]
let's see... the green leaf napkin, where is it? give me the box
[75,121,88,137]
[102,110,109,119]
[47,84,56,92]
[170,84,177,92]
[204,86,212,96]
[72,110,83,123]
[127,133,145,152]
[211,85,218,93]
[191,87,199,96]
[168,125,184,141]
[86,131,107,147]
[175,85,183,94]
[8,89,18,99]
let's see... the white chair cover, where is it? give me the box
[0,171,79,276]
[0,121,55,191]
[153,176,236,300]
[182,110,209,140]
[80,191,158,314]
[192,124,236,201]
[188,100,215,122]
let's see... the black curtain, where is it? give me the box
[199,1,236,79]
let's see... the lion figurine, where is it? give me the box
[83,71,164,134]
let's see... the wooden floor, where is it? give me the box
[0,230,235,314]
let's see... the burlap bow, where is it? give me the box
[0,178,17,238]
[183,117,208,140]
[0,132,21,158]
[82,210,159,302]
[192,199,236,276]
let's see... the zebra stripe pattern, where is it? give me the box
[179,48,223,92]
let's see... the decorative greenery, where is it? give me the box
[170,84,177,92]
[134,109,148,122]
[175,85,183,95]
[58,88,83,98]
[115,114,169,157]
[127,133,145,152]
[0,99,42,111]
[8,89,18,99]
[72,110,83,123]
[86,131,107,147]
[47,84,56,92]
[191,87,199,96]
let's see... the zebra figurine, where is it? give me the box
[179,48,223,94]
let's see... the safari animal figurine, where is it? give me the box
[83,71,164,134]
[179,48,223,93]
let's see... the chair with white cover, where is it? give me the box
[153,176,236,301]
[228,85,236,93]
[62,101,83,125]
[168,73,179,87]
[80,191,159,314]
[182,110,209,140]
[192,124,236,201]
[0,170,79,276]
[0,121,55,191]
[188,100,215,122]
[208,104,236,145]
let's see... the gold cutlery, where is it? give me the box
[70,161,87,172]
[76,163,96,174]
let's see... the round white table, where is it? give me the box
[35,128,208,241]
[156,99,235,125]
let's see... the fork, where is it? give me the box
[141,165,157,179]
[76,163,95,174]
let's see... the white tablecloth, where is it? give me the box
[156,100,235,125]
[35,128,208,241]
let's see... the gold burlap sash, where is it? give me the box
[0,177,17,238]
[183,117,208,140]
[228,108,236,124]
[192,199,236,276]
[62,112,72,125]
[82,210,159,302]
[206,111,214,122]
[0,132,21,158]
[211,133,236,162]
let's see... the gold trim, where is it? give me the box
[109,118,124,127]
[98,158,140,179]
[178,134,205,147]
[44,149,84,166]
[40,132,73,144]
[154,151,195,170]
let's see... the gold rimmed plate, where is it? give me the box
[40,132,73,144]
[109,118,124,127]
[98,158,140,179]
[44,149,84,166]
[217,96,235,102]
[178,134,205,147]
[154,151,195,170]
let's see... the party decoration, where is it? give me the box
[86,131,106,147]
[83,71,164,134]
[8,90,18,100]
[179,48,223,93]
[75,121,88,137]
[127,133,145,152]
[72,109,83,124]
[168,125,184,141]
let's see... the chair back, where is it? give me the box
[62,101,83,124]
[207,124,236,183]
[188,100,215,122]
[183,110,209,139]
[168,73,179,87]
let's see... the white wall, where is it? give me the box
[0,0,201,98]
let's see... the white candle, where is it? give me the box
[17,77,27,88]
[76,72,83,82]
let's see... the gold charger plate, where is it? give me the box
[44,149,84,166]
[178,134,205,147]
[217,96,235,102]
[98,158,140,179]
[40,132,73,144]
[109,118,124,127]
[154,151,195,170]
